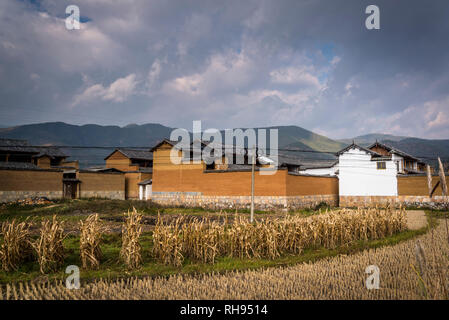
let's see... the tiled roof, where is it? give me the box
[0,138,36,153]
[335,143,381,156]
[0,161,61,171]
[299,160,338,169]
[0,138,66,158]
[105,149,153,161]
[0,161,40,170]
[367,141,420,161]
[138,179,152,185]
[34,147,67,158]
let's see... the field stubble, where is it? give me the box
[2,208,448,299]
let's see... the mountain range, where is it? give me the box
[0,122,448,168]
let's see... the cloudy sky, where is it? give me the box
[1,0,449,139]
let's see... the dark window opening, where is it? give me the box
[377,161,386,170]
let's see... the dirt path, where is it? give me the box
[406,210,428,230]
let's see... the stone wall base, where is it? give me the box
[80,191,125,200]
[340,195,448,209]
[0,191,63,203]
[151,192,338,210]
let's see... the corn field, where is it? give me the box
[152,207,407,266]
[1,218,447,300]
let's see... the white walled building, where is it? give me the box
[367,141,427,174]
[337,144,398,196]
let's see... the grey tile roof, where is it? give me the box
[0,161,41,170]
[0,138,66,158]
[105,149,153,161]
[0,138,35,153]
[299,160,338,169]
[34,147,67,158]
[0,161,61,171]
[367,141,420,161]
[138,179,152,185]
[336,143,381,157]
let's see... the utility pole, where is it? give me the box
[250,144,255,223]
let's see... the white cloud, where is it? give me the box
[270,66,322,88]
[73,74,138,106]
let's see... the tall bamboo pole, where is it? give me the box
[250,145,255,223]
[438,157,449,243]
[427,165,433,198]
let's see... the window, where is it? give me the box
[377,161,386,170]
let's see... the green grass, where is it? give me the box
[0,199,334,223]
[0,217,433,285]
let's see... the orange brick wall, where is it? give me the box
[286,174,339,196]
[0,169,63,202]
[77,172,125,191]
[398,175,449,196]
[0,169,62,191]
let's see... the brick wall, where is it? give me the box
[77,171,125,200]
[286,173,338,196]
[0,169,63,202]
[398,175,448,196]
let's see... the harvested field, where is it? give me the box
[1,217,448,300]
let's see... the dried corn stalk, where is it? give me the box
[0,220,33,272]
[80,214,105,270]
[120,208,142,269]
[32,216,65,274]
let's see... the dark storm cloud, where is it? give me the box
[1,0,448,138]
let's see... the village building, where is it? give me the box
[149,139,339,210]
[367,141,427,174]
[0,138,125,202]
[104,149,153,199]
[335,142,447,207]
[0,138,74,169]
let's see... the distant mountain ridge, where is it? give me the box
[0,122,344,167]
[338,133,408,146]
[1,122,447,167]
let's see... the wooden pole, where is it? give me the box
[438,157,448,197]
[427,164,433,198]
[438,157,449,243]
[250,145,255,223]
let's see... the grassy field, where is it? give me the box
[0,198,328,222]
[5,219,444,300]
[0,200,436,285]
